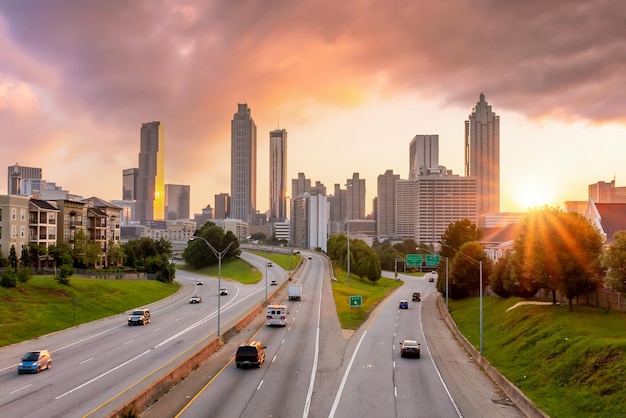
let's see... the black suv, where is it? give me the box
[235,341,266,368]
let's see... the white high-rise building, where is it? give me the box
[409,135,440,179]
[465,93,500,215]
[231,103,257,222]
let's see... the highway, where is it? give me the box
[327,275,461,417]
[0,252,285,418]
[176,253,325,418]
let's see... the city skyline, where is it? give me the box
[1,1,624,217]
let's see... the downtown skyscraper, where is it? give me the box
[136,121,165,224]
[230,103,257,222]
[269,129,287,221]
[465,93,500,215]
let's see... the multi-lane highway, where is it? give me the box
[0,252,285,418]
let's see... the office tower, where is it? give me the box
[377,169,400,237]
[395,180,417,239]
[214,193,230,219]
[231,103,257,222]
[310,181,327,196]
[165,184,191,220]
[465,92,500,215]
[292,173,311,198]
[269,129,287,221]
[414,175,478,244]
[7,164,42,195]
[346,173,366,220]
[409,135,440,179]
[123,168,139,200]
[290,193,328,252]
[589,180,626,203]
[136,121,165,224]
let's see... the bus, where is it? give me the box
[266,304,288,327]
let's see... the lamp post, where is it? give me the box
[346,220,351,283]
[438,243,483,355]
[189,235,235,337]
[265,248,268,306]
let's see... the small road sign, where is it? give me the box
[349,295,362,307]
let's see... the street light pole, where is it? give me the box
[265,249,268,306]
[189,235,235,337]
[439,243,484,354]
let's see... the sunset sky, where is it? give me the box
[1,1,624,217]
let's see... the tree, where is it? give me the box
[17,266,32,284]
[8,245,18,269]
[448,241,492,299]
[437,219,483,294]
[20,245,31,268]
[512,207,604,310]
[107,240,125,267]
[56,264,75,286]
[602,230,626,294]
[72,229,102,268]
[182,222,240,269]
[0,267,17,288]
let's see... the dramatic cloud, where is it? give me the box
[0,0,624,211]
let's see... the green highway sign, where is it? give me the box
[406,254,422,266]
[350,295,362,307]
[426,254,441,266]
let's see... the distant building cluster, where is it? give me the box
[4,93,623,264]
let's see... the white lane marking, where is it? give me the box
[272,355,277,363]
[281,338,286,345]
[302,270,323,418]
[419,294,463,417]
[329,330,368,418]
[123,340,133,345]
[10,384,31,395]
[56,348,153,399]
[394,386,398,398]
[257,380,264,391]
[79,357,94,365]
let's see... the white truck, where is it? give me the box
[288,284,302,301]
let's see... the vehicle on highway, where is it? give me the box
[412,292,421,302]
[189,295,202,304]
[17,350,52,374]
[399,299,409,309]
[196,280,204,285]
[235,341,266,368]
[128,308,151,325]
[220,287,228,295]
[399,339,421,358]
[270,279,278,286]
[288,283,302,301]
[266,304,288,326]
[307,256,312,260]
[267,261,273,267]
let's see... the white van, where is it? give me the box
[266,304,288,327]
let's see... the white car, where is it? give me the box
[220,287,228,295]
[189,295,202,304]
[196,280,204,285]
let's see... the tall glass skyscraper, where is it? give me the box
[137,121,165,223]
[230,103,257,222]
[465,93,500,215]
[269,129,287,221]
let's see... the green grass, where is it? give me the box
[449,297,626,417]
[331,266,403,329]
[249,251,302,272]
[0,275,179,348]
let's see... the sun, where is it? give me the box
[516,184,551,210]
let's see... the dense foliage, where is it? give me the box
[602,230,626,293]
[490,207,604,310]
[122,237,176,283]
[182,222,240,269]
[327,234,382,284]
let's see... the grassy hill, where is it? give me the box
[449,296,626,417]
[0,275,179,348]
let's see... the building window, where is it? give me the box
[12,225,17,238]
[64,229,70,239]
[65,214,70,224]
[12,208,17,220]
[20,226,25,237]
[21,209,26,221]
